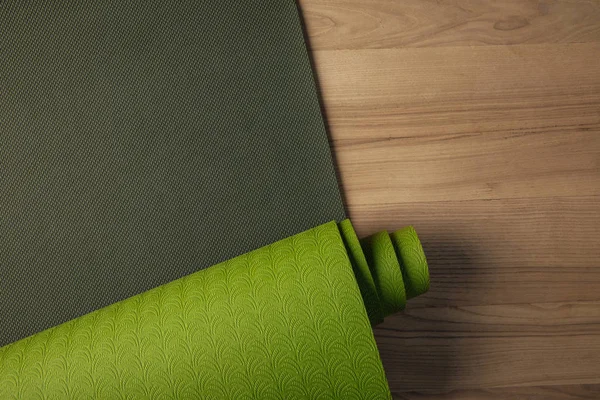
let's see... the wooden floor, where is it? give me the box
[299,0,600,398]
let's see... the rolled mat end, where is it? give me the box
[391,226,430,299]
[339,220,429,323]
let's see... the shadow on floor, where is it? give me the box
[374,231,481,397]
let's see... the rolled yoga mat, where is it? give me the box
[0,220,429,399]
[0,0,344,345]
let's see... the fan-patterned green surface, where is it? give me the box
[391,226,430,299]
[0,220,429,399]
[361,232,407,316]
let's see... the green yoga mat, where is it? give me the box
[0,220,429,399]
[0,0,344,346]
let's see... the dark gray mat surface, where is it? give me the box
[0,0,344,345]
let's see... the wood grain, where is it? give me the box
[313,44,600,205]
[351,197,600,306]
[375,301,600,391]
[313,44,600,141]
[299,0,600,49]
[392,384,600,400]
[301,0,600,398]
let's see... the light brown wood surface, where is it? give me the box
[299,0,600,398]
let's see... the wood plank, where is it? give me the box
[381,301,600,338]
[377,333,600,391]
[334,131,600,204]
[313,44,600,203]
[379,302,600,392]
[299,0,600,50]
[314,44,600,141]
[348,197,600,306]
[391,384,600,399]
[373,302,600,391]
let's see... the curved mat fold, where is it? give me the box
[0,220,428,399]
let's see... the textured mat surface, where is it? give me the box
[0,220,429,399]
[0,0,344,345]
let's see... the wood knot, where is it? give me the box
[493,16,530,31]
